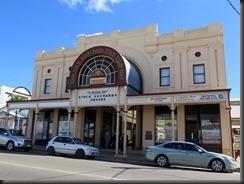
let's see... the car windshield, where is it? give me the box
[73,138,85,144]
[9,129,24,136]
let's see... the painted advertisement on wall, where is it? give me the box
[58,121,74,137]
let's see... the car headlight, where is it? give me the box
[86,148,92,151]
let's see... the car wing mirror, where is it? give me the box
[3,132,8,136]
[198,149,203,153]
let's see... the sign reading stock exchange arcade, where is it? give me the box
[74,87,125,106]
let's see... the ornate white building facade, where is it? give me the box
[6,23,233,156]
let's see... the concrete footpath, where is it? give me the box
[32,145,240,172]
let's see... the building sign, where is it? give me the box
[174,94,225,102]
[77,87,121,106]
[128,97,171,105]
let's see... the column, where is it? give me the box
[115,109,120,156]
[123,110,127,156]
[32,109,39,146]
[123,86,128,156]
[5,110,9,128]
[171,109,175,141]
[67,108,71,137]
[115,86,120,156]
[73,109,78,137]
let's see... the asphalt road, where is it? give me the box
[0,149,241,181]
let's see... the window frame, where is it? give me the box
[65,77,69,93]
[193,64,205,84]
[44,78,51,94]
[159,67,170,86]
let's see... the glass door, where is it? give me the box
[35,110,53,145]
[185,106,201,145]
[185,120,200,144]
[83,122,95,146]
[83,109,96,146]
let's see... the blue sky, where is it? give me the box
[0,0,240,98]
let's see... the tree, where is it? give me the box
[8,93,29,101]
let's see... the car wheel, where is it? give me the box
[76,149,85,159]
[6,141,15,151]
[155,155,169,167]
[210,159,224,172]
[47,147,55,155]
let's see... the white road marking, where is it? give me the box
[0,160,126,180]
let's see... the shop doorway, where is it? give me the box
[185,120,199,144]
[185,104,222,153]
[83,109,96,146]
[35,110,53,145]
[102,111,113,148]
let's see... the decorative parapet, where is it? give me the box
[35,23,223,60]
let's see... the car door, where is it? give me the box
[52,137,67,154]
[166,143,185,165]
[62,137,77,155]
[183,143,205,167]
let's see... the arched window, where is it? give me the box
[79,56,118,86]
[126,58,143,95]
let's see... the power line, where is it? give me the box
[227,0,240,15]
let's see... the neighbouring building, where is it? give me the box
[230,98,240,160]
[6,23,234,157]
[0,85,30,133]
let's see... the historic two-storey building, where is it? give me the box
[6,23,233,156]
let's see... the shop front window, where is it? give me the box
[200,105,221,144]
[185,104,221,152]
[35,110,53,144]
[155,106,177,144]
[58,109,74,137]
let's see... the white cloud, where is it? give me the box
[58,0,130,12]
[58,0,84,8]
[85,0,112,12]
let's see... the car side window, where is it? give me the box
[184,144,198,152]
[64,138,73,144]
[54,137,64,143]
[163,143,172,149]
[171,143,184,150]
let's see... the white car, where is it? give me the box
[46,136,99,159]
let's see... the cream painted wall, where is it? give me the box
[26,110,34,138]
[33,23,227,100]
[176,105,185,141]
[142,105,155,151]
[52,109,59,137]
[74,108,82,138]
[220,103,232,156]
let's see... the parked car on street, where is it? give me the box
[46,136,99,159]
[0,127,32,151]
[145,141,237,172]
